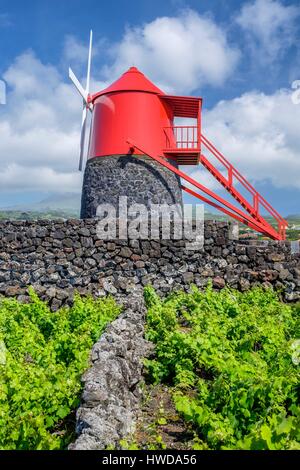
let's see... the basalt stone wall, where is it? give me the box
[0,219,299,307]
[80,155,183,218]
[69,291,151,450]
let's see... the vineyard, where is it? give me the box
[0,285,299,450]
[143,285,300,450]
[0,290,120,450]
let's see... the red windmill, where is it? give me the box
[69,31,287,240]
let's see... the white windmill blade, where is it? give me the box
[79,105,88,171]
[69,30,93,171]
[69,67,88,103]
[86,30,93,94]
[78,30,93,171]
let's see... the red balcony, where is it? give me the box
[163,125,201,165]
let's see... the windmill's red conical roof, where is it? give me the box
[91,67,164,101]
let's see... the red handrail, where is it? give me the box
[138,126,287,240]
[201,134,287,238]
[127,138,283,239]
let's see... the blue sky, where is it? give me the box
[0,0,299,215]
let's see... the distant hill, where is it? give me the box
[32,193,81,212]
[0,193,81,217]
[0,209,79,221]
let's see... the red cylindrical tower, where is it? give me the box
[88,67,175,159]
[81,67,182,219]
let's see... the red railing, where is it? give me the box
[159,126,287,239]
[201,134,288,239]
[127,138,287,240]
[164,126,199,150]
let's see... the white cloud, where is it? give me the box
[3,51,82,131]
[0,49,109,194]
[0,51,84,192]
[104,9,240,93]
[201,88,300,190]
[236,0,300,64]
[63,35,92,66]
[181,167,226,192]
[0,164,81,193]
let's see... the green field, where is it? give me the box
[0,291,120,450]
[143,285,300,450]
[0,286,299,450]
[0,209,79,221]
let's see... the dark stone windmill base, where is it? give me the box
[80,155,183,219]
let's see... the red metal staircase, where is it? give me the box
[199,135,287,240]
[127,130,287,240]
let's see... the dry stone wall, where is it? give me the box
[0,219,299,305]
[69,290,151,450]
